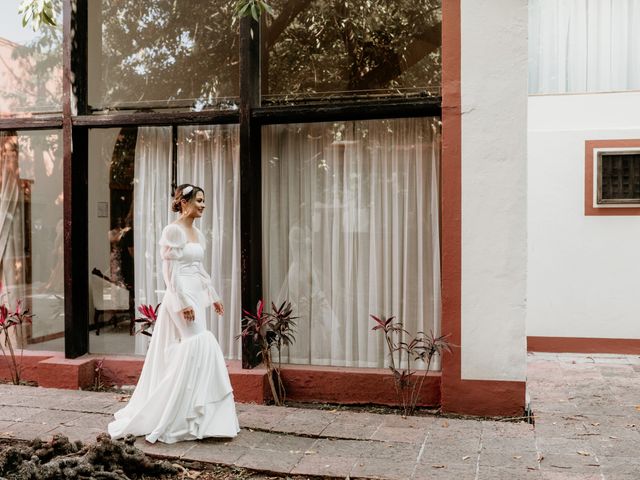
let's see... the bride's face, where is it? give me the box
[182,191,205,218]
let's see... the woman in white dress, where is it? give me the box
[108,184,240,444]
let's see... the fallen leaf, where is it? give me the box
[513,455,522,459]
[634,405,640,411]
[626,424,636,428]
[609,436,618,439]
[304,450,317,455]
[537,452,545,462]
[432,465,446,469]
[551,465,572,469]
[527,466,538,471]
[441,421,449,428]
[0,432,14,437]
[328,409,338,413]
[577,451,590,456]
[462,456,470,461]
[591,422,600,426]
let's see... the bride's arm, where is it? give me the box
[160,225,190,313]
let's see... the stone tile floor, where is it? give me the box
[0,352,637,479]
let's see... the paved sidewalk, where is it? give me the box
[0,353,637,479]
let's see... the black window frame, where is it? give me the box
[0,0,441,363]
[597,151,640,205]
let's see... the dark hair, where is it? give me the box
[171,184,204,213]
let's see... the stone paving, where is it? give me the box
[0,353,637,479]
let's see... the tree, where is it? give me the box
[17,0,441,109]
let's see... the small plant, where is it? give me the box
[371,314,451,416]
[93,358,106,391]
[133,304,159,337]
[237,300,297,406]
[0,299,34,385]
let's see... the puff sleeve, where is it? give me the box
[159,224,190,312]
[195,227,222,305]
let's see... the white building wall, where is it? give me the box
[528,92,640,339]
[460,0,528,381]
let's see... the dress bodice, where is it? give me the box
[181,242,204,263]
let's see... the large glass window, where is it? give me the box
[529,0,640,94]
[262,117,441,367]
[0,1,62,114]
[88,1,239,112]
[88,126,241,357]
[263,1,441,103]
[0,130,64,351]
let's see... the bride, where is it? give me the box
[108,184,240,444]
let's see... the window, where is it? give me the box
[529,0,640,95]
[0,1,62,114]
[584,140,640,216]
[263,0,441,103]
[1,2,442,361]
[88,0,239,112]
[0,130,64,351]
[262,117,441,367]
[598,152,640,204]
[86,126,241,358]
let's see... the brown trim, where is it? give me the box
[28,331,65,345]
[72,110,240,127]
[585,139,640,216]
[0,117,63,131]
[253,98,441,124]
[528,336,640,355]
[440,0,463,411]
[440,0,526,416]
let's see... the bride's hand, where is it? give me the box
[181,307,195,322]
[213,302,224,316]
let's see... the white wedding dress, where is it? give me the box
[108,223,240,444]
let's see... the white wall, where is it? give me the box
[460,0,528,381]
[528,91,640,339]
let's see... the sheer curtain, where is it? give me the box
[178,125,241,360]
[0,133,26,308]
[529,0,640,94]
[133,127,173,355]
[263,118,441,368]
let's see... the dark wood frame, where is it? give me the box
[2,1,442,362]
[596,150,640,204]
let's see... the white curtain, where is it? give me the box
[133,127,173,355]
[0,133,26,310]
[177,125,241,360]
[262,118,441,368]
[529,0,640,94]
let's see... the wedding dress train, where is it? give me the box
[108,224,239,444]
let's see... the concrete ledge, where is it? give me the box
[0,353,442,411]
[528,336,640,355]
[37,355,95,390]
[281,365,441,407]
[0,350,59,385]
[227,361,270,404]
[99,355,144,388]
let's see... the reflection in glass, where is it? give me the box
[0,130,64,351]
[89,1,239,111]
[263,118,441,368]
[0,1,62,114]
[263,0,441,102]
[88,129,138,355]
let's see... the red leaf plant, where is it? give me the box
[134,303,160,337]
[237,300,297,406]
[371,314,451,416]
[0,299,34,385]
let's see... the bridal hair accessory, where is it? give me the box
[182,185,194,196]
